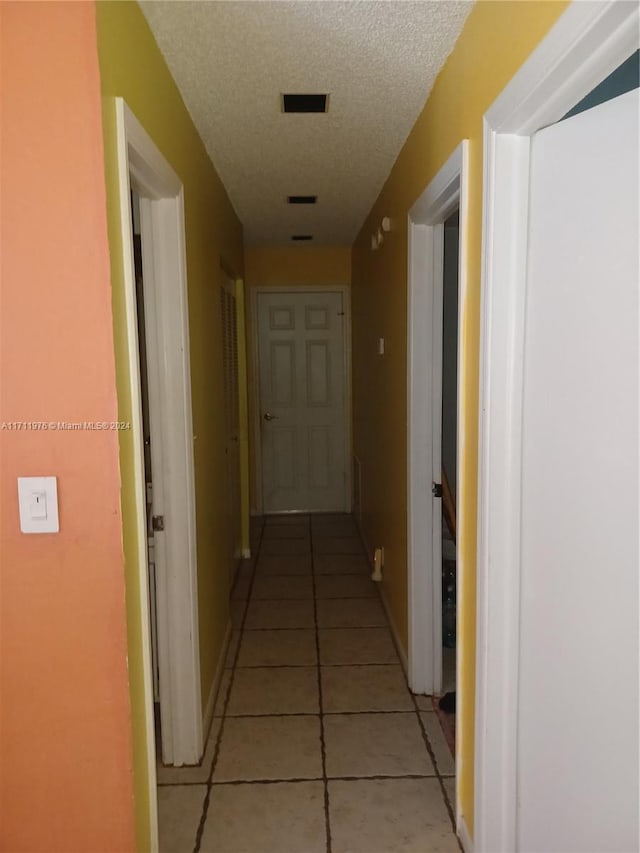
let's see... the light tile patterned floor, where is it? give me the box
[158,514,459,853]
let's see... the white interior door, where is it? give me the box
[517,89,638,851]
[257,290,347,513]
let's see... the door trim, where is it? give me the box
[249,285,352,516]
[235,278,252,558]
[407,142,469,828]
[114,99,203,779]
[475,3,639,850]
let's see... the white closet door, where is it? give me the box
[517,89,639,852]
[257,291,347,513]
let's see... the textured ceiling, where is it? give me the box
[140,0,473,246]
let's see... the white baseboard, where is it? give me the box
[355,517,409,676]
[458,814,473,853]
[379,585,408,675]
[203,620,232,743]
[354,515,372,564]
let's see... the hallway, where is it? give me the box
[157,514,457,852]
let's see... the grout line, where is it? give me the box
[242,624,389,632]
[248,596,314,601]
[230,660,424,669]
[214,709,428,719]
[352,519,461,847]
[233,662,318,669]
[254,572,370,578]
[232,661,399,669]
[245,596,380,601]
[184,515,458,852]
[258,551,366,557]
[158,772,441,788]
[192,519,265,853]
[412,691,461,848]
[310,516,333,853]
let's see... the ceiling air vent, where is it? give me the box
[282,94,329,113]
[291,235,313,241]
[287,195,317,205]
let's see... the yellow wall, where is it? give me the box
[244,246,351,289]
[96,3,244,848]
[244,246,351,509]
[351,0,568,836]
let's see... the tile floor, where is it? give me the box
[157,514,459,853]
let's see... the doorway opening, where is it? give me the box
[113,98,206,848]
[407,140,469,834]
[439,209,459,747]
[131,191,162,756]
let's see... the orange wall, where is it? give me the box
[0,4,135,851]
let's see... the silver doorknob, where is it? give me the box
[263,412,279,421]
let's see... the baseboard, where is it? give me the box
[203,619,232,743]
[354,517,409,676]
[379,585,409,675]
[458,814,473,853]
[354,515,372,563]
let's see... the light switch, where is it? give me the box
[18,476,59,533]
[29,491,47,520]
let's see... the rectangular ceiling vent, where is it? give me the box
[287,195,318,205]
[291,234,313,241]
[282,94,329,113]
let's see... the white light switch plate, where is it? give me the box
[17,476,59,533]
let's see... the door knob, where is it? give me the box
[263,412,279,421]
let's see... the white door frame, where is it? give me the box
[475,4,639,850]
[407,141,469,706]
[249,285,352,516]
[114,99,203,779]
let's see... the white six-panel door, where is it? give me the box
[517,88,638,852]
[257,290,348,513]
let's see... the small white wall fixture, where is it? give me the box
[406,141,469,720]
[475,3,639,851]
[114,99,202,797]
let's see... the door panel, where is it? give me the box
[307,341,330,405]
[258,291,347,512]
[271,341,296,404]
[517,90,638,852]
[309,427,331,488]
[273,428,296,489]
